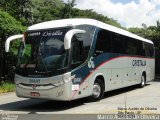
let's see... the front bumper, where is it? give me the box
[16,82,71,101]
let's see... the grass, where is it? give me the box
[0,82,15,94]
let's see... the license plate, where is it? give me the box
[30,92,40,97]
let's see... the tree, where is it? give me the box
[0,10,25,35]
[30,0,122,28]
[0,10,25,82]
[31,0,65,24]
[70,8,122,28]
[0,0,32,25]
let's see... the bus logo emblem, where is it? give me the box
[32,84,37,89]
[88,57,95,69]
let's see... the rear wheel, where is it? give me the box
[140,74,146,88]
[89,79,104,101]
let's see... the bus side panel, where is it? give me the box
[70,53,155,100]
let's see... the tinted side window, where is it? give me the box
[94,29,154,58]
[144,42,150,57]
[143,42,154,57]
[123,37,144,56]
[71,35,83,65]
[149,44,154,57]
[136,40,145,56]
[112,33,125,54]
[94,29,112,56]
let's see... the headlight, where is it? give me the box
[63,75,75,83]
[52,80,65,86]
[52,75,75,87]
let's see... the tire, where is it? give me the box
[139,74,146,88]
[88,79,104,102]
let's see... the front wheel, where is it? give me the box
[88,79,104,102]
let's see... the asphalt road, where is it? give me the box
[0,80,160,119]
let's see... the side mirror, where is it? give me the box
[5,34,23,52]
[64,29,86,49]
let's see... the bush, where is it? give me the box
[0,82,15,93]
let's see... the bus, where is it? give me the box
[5,18,155,101]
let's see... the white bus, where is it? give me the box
[5,18,155,101]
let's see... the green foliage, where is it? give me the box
[71,9,122,28]
[31,0,122,28]
[0,10,26,36]
[128,22,160,51]
[128,26,160,41]
[10,40,21,55]
[128,27,145,37]
[0,10,26,82]
[0,82,15,93]
[31,0,65,24]
[0,10,25,57]
[0,0,32,25]
[2,0,117,30]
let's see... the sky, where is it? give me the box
[63,0,160,28]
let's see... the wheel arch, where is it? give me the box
[94,74,105,91]
[142,71,146,82]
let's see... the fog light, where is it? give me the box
[56,91,63,97]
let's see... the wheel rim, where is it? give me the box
[141,75,145,86]
[92,83,101,98]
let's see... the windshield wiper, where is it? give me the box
[38,43,50,75]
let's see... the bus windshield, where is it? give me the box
[16,28,71,77]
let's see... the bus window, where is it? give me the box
[112,33,126,54]
[143,42,155,58]
[149,44,155,57]
[71,35,84,68]
[94,29,111,56]
[143,42,151,57]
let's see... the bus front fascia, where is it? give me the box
[5,34,24,52]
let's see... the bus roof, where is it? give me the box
[28,18,153,44]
